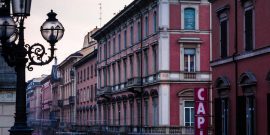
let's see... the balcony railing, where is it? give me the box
[97,86,112,98]
[127,77,142,88]
[73,125,213,135]
[158,71,211,82]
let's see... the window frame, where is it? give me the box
[243,3,254,51]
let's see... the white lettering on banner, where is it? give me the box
[197,102,206,115]
[200,131,203,135]
[198,88,205,100]
[197,117,205,128]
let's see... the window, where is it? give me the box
[77,72,79,84]
[137,21,141,42]
[124,30,127,49]
[118,62,121,84]
[144,100,149,126]
[94,84,97,98]
[130,55,134,78]
[184,48,196,72]
[221,98,229,135]
[91,65,93,78]
[95,64,97,76]
[118,34,121,52]
[103,68,107,86]
[107,66,111,86]
[137,100,141,125]
[91,85,93,101]
[130,101,134,125]
[153,97,158,126]
[113,38,116,54]
[145,16,149,38]
[99,47,102,61]
[104,43,107,59]
[113,64,116,85]
[152,46,158,73]
[123,102,127,125]
[108,41,111,57]
[103,104,107,124]
[112,104,116,125]
[108,104,111,125]
[87,67,89,80]
[153,11,157,33]
[98,69,101,87]
[244,8,253,51]
[137,53,141,76]
[123,59,127,82]
[220,19,228,58]
[246,96,255,135]
[130,26,134,45]
[118,103,121,125]
[184,101,194,126]
[184,8,195,30]
[144,49,148,76]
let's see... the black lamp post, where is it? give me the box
[0,0,64,135]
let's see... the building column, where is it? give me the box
[158,84,170,126]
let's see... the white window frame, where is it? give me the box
[180,44,200,72]
[183,100,194,126]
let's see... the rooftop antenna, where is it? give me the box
[99,3,102,27]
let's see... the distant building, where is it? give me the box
[0,47,16,135]
[26,75,47,135]
[92,0,212,134]
[210,0,270,134]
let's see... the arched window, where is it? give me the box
[184,8,195,30]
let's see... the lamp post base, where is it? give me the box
[9,125,33,135]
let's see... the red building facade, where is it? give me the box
[210,0,270,134]
[92,0,211,132]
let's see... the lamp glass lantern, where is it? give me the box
[11,0,32,17]
[40,10,64,44]
[0,15,16,39]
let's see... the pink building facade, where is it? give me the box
[210,0,270,134]
[92,0,212,133]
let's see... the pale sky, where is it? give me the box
[25,0,133,80]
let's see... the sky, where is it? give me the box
[25,0,133,81]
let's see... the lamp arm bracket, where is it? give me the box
[25,43,56,71]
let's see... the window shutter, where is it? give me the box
[214,98,222,135]
[237,96,246,135]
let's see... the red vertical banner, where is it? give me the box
[194,88,208,135]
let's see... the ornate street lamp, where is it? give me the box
[0,0,64,135]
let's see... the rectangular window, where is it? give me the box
[104,43,107,59]
[108,105,111,125]
[118,34,121,52]
[94,84,97,98]
[137,100,141,125]
[118,103,121,125]
[145,16,149,38]
[118,62,121,84]
[91,85,93,101]
[130,55,134,78]
[112,104,116,125]
[107,66,110,86]
[95,64,97,76]
[153,12,157,33]
[113,64,116,85]
[124,30,127,49]
[103,104,107,124]
[123,103,127,125]
[184,48,196,72]
[123,59,127,82]
[108,41,111,58]
[153,46,158,73]
[144,100,149,126]
[137,53,141,76]
[246,96,255,135]
[221,98,229,135]
[144,50,148,76]
[137,21,141,42]
[220,20,228,58]
[184,8,195,30]
[113,38,116,54]
[153,97,158,126]
[77,72,79,83]
[91,65,93,78]
[130,102,134,125]
[87,67,89,80]
[98,70,101,87]
[245,9,253,51]
[103,68,107,86]
[184,101,194,126]
[130,26,134,46]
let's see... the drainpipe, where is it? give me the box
[233,0,239,134]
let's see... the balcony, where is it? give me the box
[69,96,75,105]
[127,77,142,88]
[159,71,211,82]
[97,86,112,99]
[57,99,63,107]
[85,125,213,135]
